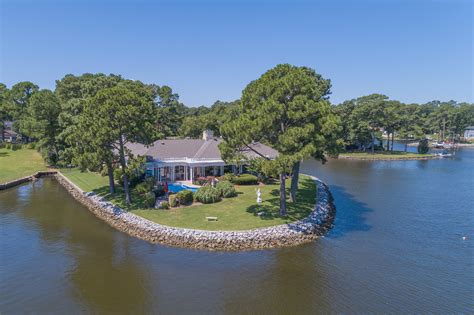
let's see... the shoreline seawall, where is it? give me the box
[54,172,336,251]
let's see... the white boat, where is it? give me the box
[432,142,454,149]
[435,150,454,158]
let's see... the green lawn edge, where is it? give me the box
[59,168,317,231]
[0,148,48,183]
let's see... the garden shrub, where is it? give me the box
[144,191,156,208]
[0,142,5,149]
[232,174,258,185]
[194,185,221,204]
[114,168,124,185]
[5,143,11,149]
[154,185,165,197]
[168,194,179,207]
[114,168,144,187]
[26,143,36,149]
[11,143,21,151]
[257,173,274,184]
[176,190,194,205]
[193,176,215,186]
[216,181,237,198]
[219,173,235,182]
[160,201,170,209]
[134,182,151,196]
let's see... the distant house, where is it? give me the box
[2,129,18,143]
[127,130,278,182]
[464,126,474,140]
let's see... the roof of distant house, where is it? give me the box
[4,129,17,137]
[126,138,278,161]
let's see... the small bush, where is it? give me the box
[257,174,275,184]
[134,182,151,196]
[176,190,194,205]
[160,201,170,209]
[0,142,5,149]
[99,165,109,177]
[26,143,36,149]
[114,168,124,185]
[168,194,179,207]
[194,185,221,204]
[216,181,237,198]
[144,191,156,208]
[5,143,11,149]
[11,143,21,151]
[154,185,165,197]
[232,174,258,185]
[219,173,235,182]
[193,176,215,186]
[418,139,429,154]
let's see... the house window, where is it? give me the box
[159,167,171,181]
[175,165,185,181]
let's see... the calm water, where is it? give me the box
[1,148,473,313]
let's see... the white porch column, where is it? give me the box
[190,167,194,181]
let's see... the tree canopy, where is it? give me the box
[79,82,158,205]
[220,64,341,215]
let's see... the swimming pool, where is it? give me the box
[167,183,198,193]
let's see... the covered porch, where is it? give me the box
[146,162,239,182]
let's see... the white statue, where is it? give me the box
[256,188,262,204]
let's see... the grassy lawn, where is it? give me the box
[0,148,47,183]
[133,175,316,231]
[339,151,434,160]
[60,168,151,209]
[60,168,317,231]
[60,168,109,192]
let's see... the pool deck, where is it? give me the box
[174,181,200,188]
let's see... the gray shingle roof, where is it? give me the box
[126,138,278,161]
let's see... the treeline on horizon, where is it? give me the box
[1,72,473,167]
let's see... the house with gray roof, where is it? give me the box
[464,126,474,140]
[127,130,278,182]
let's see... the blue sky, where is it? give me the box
[1,0,472,106]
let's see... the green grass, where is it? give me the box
[60,168,109,192]
[60,168,149,209]
[133,175,316,231]
[60,168,317,231]
[0,148,47,183]
[340,151,434,160]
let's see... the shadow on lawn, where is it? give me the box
[246,177,316,222]
[0,152,9,157]
[92,185,147,210]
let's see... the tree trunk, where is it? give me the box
[118,135,131,206]
[371,131,375,154]
[290,161,300,203]
[279,172,287,216]
[391,132,394,151]
[404,142,408,152]
[386,135,390,151]
[107,163,115,194]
